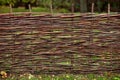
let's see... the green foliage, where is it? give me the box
[39,0,51,8]
[22,0,36,3]
[6,0,16,4]
[53,0,71,9]
[0,0,17,5]
[0,0,6,5]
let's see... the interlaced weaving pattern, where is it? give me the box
[0,13,120,74]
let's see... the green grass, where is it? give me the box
[1,73,120,80]
[0,6,69,13]
[13,7,29,12]
[32,7,49,12]
[0,6,10,13]
[0,6,50,13]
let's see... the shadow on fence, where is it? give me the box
[0,13,120,74]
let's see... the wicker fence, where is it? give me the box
[0,13,120,74]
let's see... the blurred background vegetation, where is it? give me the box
[0,0,120,13]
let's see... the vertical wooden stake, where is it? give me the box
[9,4,13,13]
[91,2,94,14]
[28,4,32,12]
[108,3,110,14]
[71,0,74,14]
[71,0,74,26]
[50,0,53,15]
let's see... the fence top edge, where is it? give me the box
[0,12,119,18]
